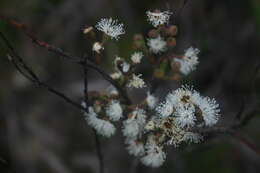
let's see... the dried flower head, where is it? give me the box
[146,10,172,27]
[96,18,125,40]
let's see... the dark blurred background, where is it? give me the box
[0,0,260,173]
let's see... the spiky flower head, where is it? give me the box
[126,140,145,157]
[106,100,123,121]
[146,92,158,109]
[127,74,146,89]
[122,108,147,139]
[174,47,200,75]
[156,85,220,128]
[131,52,143,64]
[141,142,166,167]
[147,36,167,54]
[96,18,125,40]
[146,10,172,27]
[84,107,116,137]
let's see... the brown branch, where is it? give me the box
[233,133,260,156]
[0,31,86,112]
[0,16,131,104]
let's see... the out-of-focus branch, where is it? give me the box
[82,56,104,173]
[0,16,131,104]
[0,31,86,112]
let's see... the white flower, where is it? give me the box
[147,36,167,54]
[185,47,200,58]
[110,72,122,80]
[96,18,125,40]
[127,74,146,89]
[146,10,172,27]
[131,52,143,64]
[122,108,147,138]
[122,118,140,138]
[141,143,166,168]
[106,100,123,121]
[126,140,145,157]
[156,100,174,117]
[193,96,220,126]
[174,103,196,128]
[92,42,104,54]
[165,85,220,127]
[84,107,116,137]
[146,92,158,109]
[166,85,198,106]
[174,47,200,75]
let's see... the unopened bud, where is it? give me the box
[166,37,176,47]
[171,60,181,72]
[166,25,178,36]
[148,29,159,38]
[83,26,94,34]
[133,34,145,49]
[154,69,164,78]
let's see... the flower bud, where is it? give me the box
[171,60,181,72]
[166,37,176,47]
[83,26,94,34]
[166,25,178,36]
[133,34,145,49]
[148,29,159,38]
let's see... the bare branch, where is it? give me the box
[0,31,86,112]
[0,16,131,104]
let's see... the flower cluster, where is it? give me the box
[120,85,220,167]
[81,10,221,168]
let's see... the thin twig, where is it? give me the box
[94,130,105,173]
[0,16,131,104]
[82,55,105,173]
[0,31,86,112]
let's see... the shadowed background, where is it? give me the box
[0,0,260,173]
